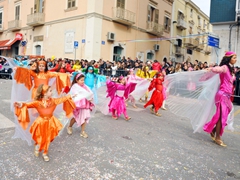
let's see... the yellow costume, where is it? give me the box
[72,64,81,71]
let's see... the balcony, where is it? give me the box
[205,46,212,55]
[175,47,184,56]
[146,21,164,36]
[184,37,199,48]
[8,20,21,31]
[195,43,204,51]
[176,18,187,30]
[112,7,135,26]
[0,24,4,33]
[27,13,45,26]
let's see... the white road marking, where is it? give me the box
[0,113,15,129]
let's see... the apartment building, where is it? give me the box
[0,0,174,62]
[170,0,212,63]
[210,0,240,66]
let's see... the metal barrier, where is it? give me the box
[234,79,240,104]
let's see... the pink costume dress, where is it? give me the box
[70,83,95,126]
[106,80,136,117]
[203,65,235,136]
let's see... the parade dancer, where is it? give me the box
[106,76,136,121]
[14,59,70,99]
[144,73,164,116]
[14,84,76,162]
[67,73,95,138]
[136,65,157,102]
[126,69,149,108]
[84,65,106,104]
[203,51,237,147]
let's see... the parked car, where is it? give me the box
[0,63,12,79]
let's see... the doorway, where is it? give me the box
[113,46,123,62]
[35,45,41,55]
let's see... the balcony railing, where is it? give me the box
[175,47,184,56]
[195,41,204,51]
[184,37,199,48]
[176,18,187,30]
[205,46,212,55]
[27,13,45,26]
[146,21,164,36]
[8,20,21,31]
[112,7,135,25]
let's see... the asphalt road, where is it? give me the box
[0,79,240,180]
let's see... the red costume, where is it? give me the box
[50,63,74,73]
[144,74,164,113]
[152,62,162,72]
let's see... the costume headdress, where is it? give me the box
[76,73,84,79]
[225,51,236,57]
[38,60,46,66]
[118,75,124,80]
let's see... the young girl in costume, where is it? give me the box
[14,84,76,162]
[136,65,157,102]
[83,65,106,104]
[203,51,237,147]
[67,73,95,138]
[144,73,164,116]
[12,60,72,145]
[106,76,136,120]
[14,59,70,99]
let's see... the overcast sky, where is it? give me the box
[191,0,210,16]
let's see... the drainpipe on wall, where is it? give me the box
[228,18,240,51]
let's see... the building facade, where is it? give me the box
[0,0,174,62]
[170,0,213,63]
[210,0,240,66]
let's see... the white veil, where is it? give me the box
[163,70,221,133]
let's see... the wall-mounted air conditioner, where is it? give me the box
[173,40,178,46]
[154,44,160,51]
[107,32,115,41]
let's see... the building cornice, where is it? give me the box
[185,0,209,19]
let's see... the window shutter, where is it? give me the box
[15,6,20,20]
[42,0,44,12]
[155,9,159,23]
[117,0,125,8]
[168,18,171,31]
[147,5,151,22]
[68,0,71,8]
[34,0,37,13]
[72,0,75,7]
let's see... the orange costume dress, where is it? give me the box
[15,95,76,154]
[14,67,71,99]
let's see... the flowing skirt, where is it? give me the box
[144,90,163,112]
[108,95,126,117]
[203,91,232,136]
[30,116,62,153]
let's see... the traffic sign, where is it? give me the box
[74,41,78,48]
[207,36,219,48]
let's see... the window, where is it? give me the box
[147,52,154,60]
[178,11,184,20]
[15,5,20,20]
[35,45,41,55]
[68,0,76,9]
[198,16,201,27]
[187,49,192,55]
[203,19,206,28]
[34,0,44,13]
[0,8,3,29]
[164,16,171,32]
[190,9,193,18]
[117,0,125,8]
[189,26,193,34]
[147,5,159,23]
